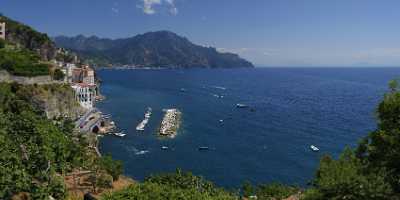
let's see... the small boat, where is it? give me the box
[236,103,249,108]
[161,146,169,150]
[180,88,187,92]
[310,145,319,152]
[114,132,126,137]
[198,146,209,151]
[219,119,224,123]
[135,150,149,155]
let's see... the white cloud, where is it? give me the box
[139,0,161,15]
[111,7,120,14]
[111,2,120,14]
[138,0,178,15]
[170,7,178,15]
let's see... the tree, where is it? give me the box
[241,181,255,198]
[53,68,65,81]
[97,174,113,189]
[0,39,5,49]
[99,155,123,181]
[307,148,393,200]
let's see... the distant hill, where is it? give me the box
[0,14,57,61]
[53,31,254,68]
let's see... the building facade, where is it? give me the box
[0,22,5,40]
[71,83,96,109]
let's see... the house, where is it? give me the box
[82,65,95,85]
[71,65,95,85]
[0,22,5,40]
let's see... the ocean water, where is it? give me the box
[96,67,400,188]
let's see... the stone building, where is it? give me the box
[0,22,5,40]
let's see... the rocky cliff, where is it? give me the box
[15,84,85,119]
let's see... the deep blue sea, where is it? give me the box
[96,67,400,188]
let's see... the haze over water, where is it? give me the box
[97,67,400,188]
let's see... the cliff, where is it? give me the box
[15,83,85,119]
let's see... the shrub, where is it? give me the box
[53,68,65,80]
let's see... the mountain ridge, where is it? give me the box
[53,31,254,68]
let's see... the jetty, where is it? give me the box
[159,109,182,138]
[136,107,152,131]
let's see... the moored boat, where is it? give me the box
[114,131,126,137]
[161,146,169,150]
[310,145,319,152]
[236,103,249,108]
[198,146,209,151]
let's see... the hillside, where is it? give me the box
[53,31,254,68]
[0,14,57,61]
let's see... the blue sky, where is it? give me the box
[1,0,400,66]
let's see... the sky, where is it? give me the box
[1,0,400,67]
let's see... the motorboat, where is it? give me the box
[135,150,149,155]
[236,103,249,108]
[198,146,209,151]
[161,146,169,150]
[114,131,126,137]
[310,145,319,152]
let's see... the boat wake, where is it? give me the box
[211,86,227,90]
[126,146,151,156]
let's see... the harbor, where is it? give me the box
[159,108,182,138]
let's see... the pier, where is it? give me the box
[159,109,181,138]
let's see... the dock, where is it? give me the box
[159,109,181,138]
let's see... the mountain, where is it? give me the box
[0,14,57,61]
[53,31,254,68]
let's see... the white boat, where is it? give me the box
[219,119,224,123]
[236,103,249,108]
[114,132,126,137]
[135,150,149,155]
[310,145,319,152]
[161,146,169,150]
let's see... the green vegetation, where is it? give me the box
[302,81,400,200]
[242,182,299,200]
[0,14,57,61]
[53,68,65,80]
[0,82,122,199]
[0,48,50,76]
[102,170,236,200]
[0,38,5,49]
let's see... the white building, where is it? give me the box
[0,22,5,40]
[71,83,96,109]
[65,63,76,83]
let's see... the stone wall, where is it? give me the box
[0,70,60,85]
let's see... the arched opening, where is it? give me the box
[92,125,99,134]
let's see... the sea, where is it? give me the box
[96,67,400,188]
